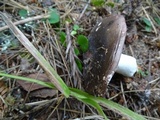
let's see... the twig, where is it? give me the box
[65,21,81,87]
[72,115,103,120]
[0,14,49,31]
[0,11,70,97]
[65,21,72,56]
[151,35,160,42]
[61,6,74,19]
[10,0,32,11]
[120,81,127,107]
[142,6,157,35]
[129,45,135,57]
[77,0,90,21]
[149,77,160,84]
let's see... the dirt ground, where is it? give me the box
[0,0,160,120]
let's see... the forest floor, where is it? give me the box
[0,0,160,120]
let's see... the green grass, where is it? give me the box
[0,11,146,120]
[0,72,146,120]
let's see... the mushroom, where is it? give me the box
[116,54,137,77]
[83,15,137,96]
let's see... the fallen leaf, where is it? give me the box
[17,73,51,91]
[17,73,57,98]
[29,88,57,98]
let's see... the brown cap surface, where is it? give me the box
[83,15,127,96]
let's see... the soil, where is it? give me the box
[0,0,160,120]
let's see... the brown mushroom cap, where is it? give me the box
[83,15,127,96]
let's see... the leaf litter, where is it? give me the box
[0,0,160,119]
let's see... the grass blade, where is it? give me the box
[0,73,146,120]
[0,12,70,97]
[95,97,147,120]
[0,72,55,89]
[70,88,108,120]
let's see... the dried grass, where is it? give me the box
[0,0,160,119]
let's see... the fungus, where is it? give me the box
[83,15,137,96]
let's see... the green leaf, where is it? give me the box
[48,9,60,24]
[65,18,72,23]
[74,48,80,56]
[73,24,80,31]
[75,59,82,71]
[106,2,114,8]
[60,32,66,47]
[19,9,28,18]
[91,0,105,7]
[71,25,83,36]
[95,97,146,120]
[0,72,55,89]
[77,35,89,53]
[0,72,146,120]
[70,88,89,99]
[137,69,148,77]
[70,88,108,120]
[154,17,160,25]
[70,87,146,120]
[145,26,152,32]
[142,17,152,27]
[82,99,108,120]
[71,31,77,36]
[4,18,70,97]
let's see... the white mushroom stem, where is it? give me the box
[116,54,138,77]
